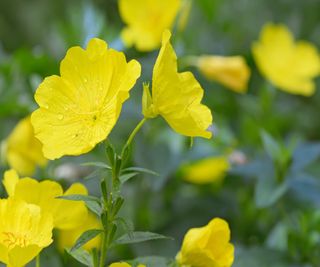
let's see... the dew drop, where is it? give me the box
[43,103,49,109]
[58,114,64,120]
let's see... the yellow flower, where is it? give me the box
[1,116,47,176]
[119,0,181,51]
[176,218,234,267]
[0,198,53,267]
[109,263,145,267]
[181,156,230,184]
[143,30,212,138]
[252,23,320,96]
[195,55,250,93]
[3,169,88,230]
[31,38,141,160]
[57,212,101,252]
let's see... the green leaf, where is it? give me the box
[260,130,281,161]
[255,176,288,208]
[122,167,159,176]
[57,194,100,202]
[65,248,93,267]
[57,194,102,215]
[72,229,103,251]
[81,161,111,169]
[120,172,139,183]
[113,231,172,246]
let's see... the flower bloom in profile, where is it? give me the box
[57,213,101,252]
[109,262,145,267]
[191,55,251,93]
[118,0,181,51]
[31,38,141,160]
[3,169,88,230]
[176,218,234,267]
[1,116,47,176]
[252,23,320,96]
[181,156,230,184]
[0,198,53,267]
[143,30,213,139]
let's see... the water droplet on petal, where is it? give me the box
[58,114,64,120]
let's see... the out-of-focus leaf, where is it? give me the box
[260,130,281,161]
[266,222,288,251]
[291,142,320,172]
[120,172,139,184]
[255,175,288,208]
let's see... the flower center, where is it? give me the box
[2,231,29,249]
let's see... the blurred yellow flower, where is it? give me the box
[1,116,47,176]
[57,212,101,252]
[252,23,320,96]
[0,198,53,267]
[3,169,88,230]
[143,30,213,139]
[31,38,141,160]
[177,0,192,32]
[119,0,181,51]
[182,156,230,184]
[195,55,250,93]
[176,218,234,267]
[109,263,145,267]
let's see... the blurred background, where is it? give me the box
[1,0,320,266]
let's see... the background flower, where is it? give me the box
[252,23,320,96]
[119,0,181,51]
[1,116,47,176]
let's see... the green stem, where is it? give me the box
[36,255,40,267]
[124,118,147,150]
[99,233,107,267]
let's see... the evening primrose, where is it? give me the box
[3,169,88,230]
[191,55,251,93]
[119,0,181,51]
[252,23,320,96]
[143,30,213,139]
[1,116,47,176]
[31,38,141,159]
[176,218,234,267]
[0,198,53,267]
[181,156,230,184]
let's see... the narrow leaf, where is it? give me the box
[122,167,159,176]
[72,229,103,251]
[120,172,139,183]
[113,231,172,245]
[81,161,111,169]
[57,194,100,202]
[65,248,93,267]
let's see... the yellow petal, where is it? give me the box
[4,116,47,176]
[0,198,53,267]
[252,23,320,96]
[182,156,230,184]
[109,263,131,267]
[197,55,251,93]
[32,38,141,159]
[2,170,88,230]
[177,217,234,267]
[151,30,212,138]
[57,212,101,252]
[3,169,19,196]
[119,0,181,51]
